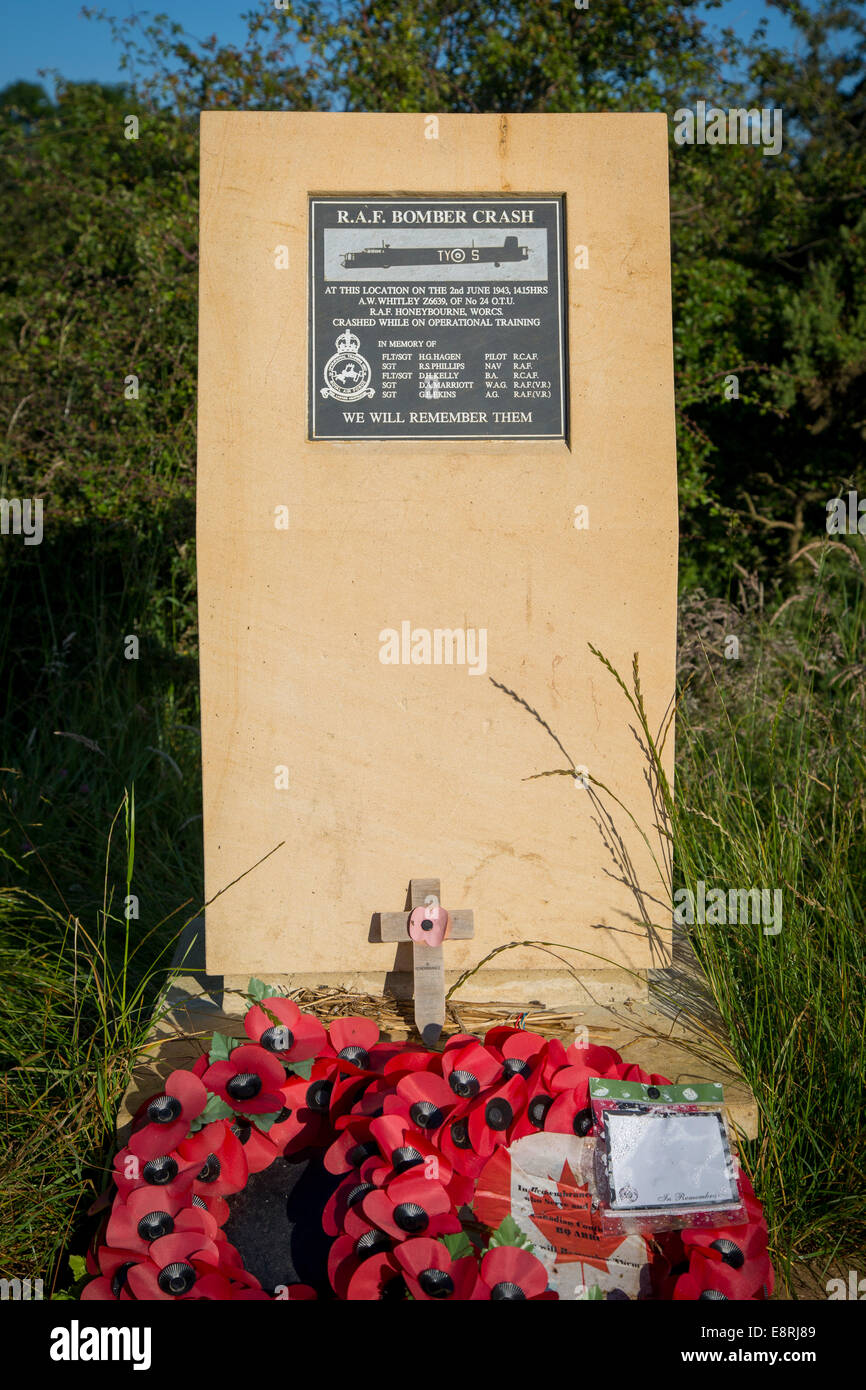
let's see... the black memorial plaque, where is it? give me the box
[309,196,567,441]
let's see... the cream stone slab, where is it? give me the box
[197,113,678,984]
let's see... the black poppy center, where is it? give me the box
[147,1094,182,1125]
[448,1069,480,1099]
[449,1117,472,1149]
[260,1025,294,1054]
[394,1201,429,1234]
[528,1094,553,1128]
[418,1268,454,1298]
[158,1261,197,1296]
[502,1057,531,1080]
[381,1274,408,1301]
[491,1281,527,1301]
[230,1120,252,1145]
[226,1072,263,1102]
[346,1182,374,1209]
[572,1107,593,1137]
[355,1229,391,1261]
[484,1098,513,1131]
[143,1155,178,1186]
[197,1153,221,1184]
[699,1289,728,1300]
[392,1145,424,1174]
[710,1238,745,1269]
[347,1140,378,1167]
[409,1100,444,1130]
[110,1261,136,1297]
[338,1044,370,1069]
[137,1210,174,1242]
[306,1079,333,1113]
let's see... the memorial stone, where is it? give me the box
[196,112,679,1007]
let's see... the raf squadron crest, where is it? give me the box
[320,330,375,402]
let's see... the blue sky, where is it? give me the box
[0,1,804,93]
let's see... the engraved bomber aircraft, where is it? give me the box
[340,235,529,269]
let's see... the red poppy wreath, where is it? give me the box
[83,981,774,1302]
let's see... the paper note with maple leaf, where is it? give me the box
[475,1134,650,1299]
[528,1160,626,1270]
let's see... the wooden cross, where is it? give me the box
[379,878,474,1047]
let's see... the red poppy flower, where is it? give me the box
[339,1164,388,1240]
[479,1245,553,1301]
[441,1031,482,1051]
[243,995,326,1063]
[345,1251,408,1300]
[327,1059,379,1117]
[129,1069,208,1160]
[268,1059,344,1153]
[105,1185,216,1258]
[125,1230,229,1301]
[681,1208,772,1299]
[210,1239,272,1295]
[500,1061,556,1139]
[540,1036,570,1079]
[449,1173,480,1211]
[544,1094,596,1136]
[327,1224,396,1299]
[381,1046,440,1081]
[325,1015,381,1070]
[482,1024,528,1054]
[613,1062,654,1085]
[441,1039,501,1100]
[361,1169,460,1242]
[366,1114,452,1187]
[382,1071,460,1135]
[111,1145,197,1201]
[352,1141,468,1212]
[467,1074,528,1157]
[500,1031,548,1079]
[542,1064,598,1137]
[177,1119,249,1198]
[189,1191,231,1226]
[330,1077,391,1125]
[377,1043,422,1068]
[324,1172,379,1238]
[80,1278,121,1302]
[202,1043,286,1115]
[394,1237,482,1301]
[324,1116,380,1175]
[81,1247,144,1301]
[492,1034,572,1095]
[291,1039,377,1119]
[565,1041,622,1074]
[225,1116,280,1173]
[673,1245,772,1301]
[437,1110,487,1179]
[484,1026,548,1079]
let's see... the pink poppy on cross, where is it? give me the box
[378,878,474,1047]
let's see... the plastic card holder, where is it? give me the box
[589,1078,747,1235]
